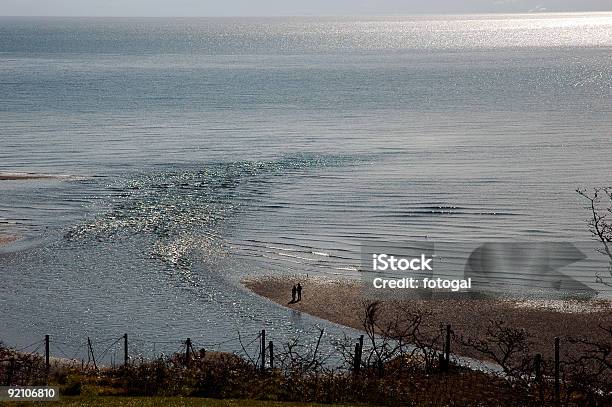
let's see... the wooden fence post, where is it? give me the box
[185,338,191,366]
[44,335,50,371]
[8,357,15,385]
[269,341,274,370]
[554,337,560,405]
[261,330,266,371]
[123,334,128,367]
[359,335,364,356]
[353,342,361,374]
[354,335,364,374]
[535,353,543,404]
[87,337,97,370]
[444,324,451,372]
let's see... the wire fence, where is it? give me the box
[1,327,343,370]
[1,318,611,406]
[0,323,586,373]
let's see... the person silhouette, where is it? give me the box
[291,284,297,303]
[296,283,302,302]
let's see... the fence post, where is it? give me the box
[444,324,451,372]
[123,334,128,367]
[353,342,361,374]
[8,357,15,385]
[185,338,191,366]
[554,337,560,405]
[261,330,266,371]
[44,335,50,371]
[535,353,543,404]
[87,337,97,370]
[354,335,364,375]
[269,341,274,370]
[359,335,364,356]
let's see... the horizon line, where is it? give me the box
[1,10,611,19]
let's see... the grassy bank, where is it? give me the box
[0,343,549,406]
[1,396,368,407]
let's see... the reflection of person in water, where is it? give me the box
[291,284,297,303]
[296,283,302,301]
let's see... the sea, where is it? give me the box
[0,13,611,362]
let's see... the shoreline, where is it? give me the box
[244,276,612,362]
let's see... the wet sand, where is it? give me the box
[0,173,63,180]
[0,235,19,247]
[244,276,612,362]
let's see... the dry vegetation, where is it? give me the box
[2,300,611,406]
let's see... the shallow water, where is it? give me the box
[0,13,611,359]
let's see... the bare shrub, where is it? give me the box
[562,324,612,405]
[459,319,532,380]
[577,187,612,287]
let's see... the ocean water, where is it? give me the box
[0,14,611,359]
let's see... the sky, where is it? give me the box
[0,0,610,17]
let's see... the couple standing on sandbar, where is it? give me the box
[289,283,302,304]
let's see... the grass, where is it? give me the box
[2,397,368,407]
